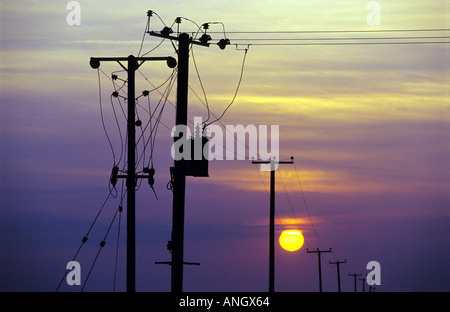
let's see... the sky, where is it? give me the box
[0,0,449,292]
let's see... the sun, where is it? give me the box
[279,230,304,252]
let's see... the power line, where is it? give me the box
[191,45,211,124]
[97,69,117,166]
[292,163,324,249]
[233,41,449,46]
[205,47,248,127]
[210,29,450,46]
[228,35,450,41]
[82,203,122,292]
[56,191,113,291]
[207,28,450,34]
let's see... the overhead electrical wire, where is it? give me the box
[81,202,122,292]
[206,28,450,34]
[208,28,449,46]
[55,191,113,291]
[233,41,449,46]
[292,163,325,250]
[97,69,117,166]
[204,47,248,127]
[191,46,211,124]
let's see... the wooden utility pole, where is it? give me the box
[358,275,366,292]
[89,55,176,292]
[252,157,294,292]
[329,259,346,292]
[306,248,332,292]
[349,273,362,292]
[149,29,210,292]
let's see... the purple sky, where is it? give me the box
[1,1,449,292]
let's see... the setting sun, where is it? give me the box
[279,230,305,252]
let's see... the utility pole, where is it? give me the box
[358,275,366,292]
[252,158,294,293]
[149,26,211,292]
[349,273,362,292]
[329,259,346,292]
[306,248,332,292]
[89,55,176,292]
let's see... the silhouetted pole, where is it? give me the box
[171,33,190,293]
[329,259,346,292]
[307,248,332,292]
[252,158,294,292]
[126,55,137,293]
[89,55,175,292]
[358,276,366,292]
[349,273,362,292]
[149,28,210,292]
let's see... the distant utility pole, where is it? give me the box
[306,248,332,292]
[89,55,176,292]
[252,157,294,292]
[349,273,362,292]
[358,275,366,292]
[329,259,346,292]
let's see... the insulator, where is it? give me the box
[167,57,177,68]
[199,34,212,45]
[89,58,100,69]
[161,26,173,37]
[110,166,119,187]
[217,38,230,50]
[148,167,155,187]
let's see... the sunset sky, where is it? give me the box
[1,0,448,292]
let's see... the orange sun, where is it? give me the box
[279,230,304,252]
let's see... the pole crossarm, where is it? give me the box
[251,157,294,165]
[155,261,200,266]
[148,31,210,47]
[116,174,153,179]
[89,55,177,70]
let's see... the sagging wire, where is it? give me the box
[204,46,249,128]
[81,200,122,292]
[191,45,211,125]
[97,69,117,166]
[135,68,178,171]
[55,191,113,291]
